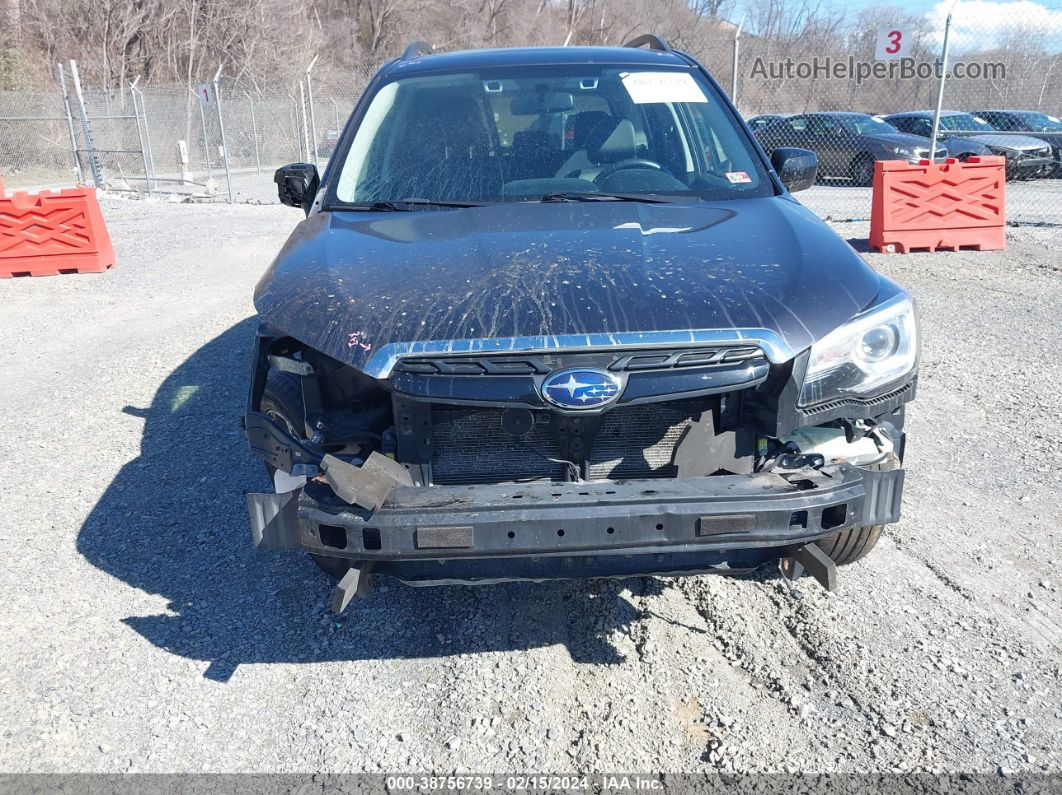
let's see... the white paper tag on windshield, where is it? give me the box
[620,72,707,104]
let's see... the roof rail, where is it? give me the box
[623,34,671,52]
[401,40,434,60]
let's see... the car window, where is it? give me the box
[939,114,995,132]
[890,118,915,134]
[1014,112,1062,131]
[487,90,610,148]
[808,116,842,136]
[841,115,899,136]
[333,65,773,204]
[978,112,1006,129]
[784,116,808,133]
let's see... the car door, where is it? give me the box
[890,117,917,136]
[894,116,935,144]
[762,115,810,156]
[806,115,847,176]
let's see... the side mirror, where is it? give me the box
[771,147,817,193]
[274,163,320,211]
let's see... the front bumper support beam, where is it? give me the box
[248,463,903,586]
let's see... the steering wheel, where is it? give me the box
[594,158,665,185]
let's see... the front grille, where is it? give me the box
[394,346,763,376]
[430,402,703,485]
[587,403,700,480]
[431,408,564,485]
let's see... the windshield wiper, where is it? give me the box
[538,191,686,204]
[348,198,487,211]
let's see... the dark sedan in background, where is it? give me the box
[755,112,945,185]
[974,110,1062,176]
[746,113,789,133]
[884,111,1053,179]
[883,113,991,161]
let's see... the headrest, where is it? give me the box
[587,119,637,164]
[571,111,611,148]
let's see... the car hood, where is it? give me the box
[254,198,883,376]
[958,133,1051,151]
[1008,130,1062,146]
[942,138,989,155]
[864,132,937,149]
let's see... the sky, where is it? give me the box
[925,0,1062,48]
[730,0,1062,49]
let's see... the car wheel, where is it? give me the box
[261,369,352,580]
[815,457,898,565]
[850,154,875,187]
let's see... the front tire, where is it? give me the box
[850,154,875,187]
[815,458,897,565]
[261,370,352,580]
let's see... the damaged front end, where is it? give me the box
[244,306,914,610]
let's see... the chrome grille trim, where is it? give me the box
[362,328,798,379]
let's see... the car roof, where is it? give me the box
[384,45,690,77]
[885,110,966,118]
[798,111,874,118]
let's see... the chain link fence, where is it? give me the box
[729,12,1062,226]
[0,63,375,203]
[1,11,1061,226]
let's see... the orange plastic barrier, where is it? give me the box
[0,185,115,278]
[869,156,1005,254]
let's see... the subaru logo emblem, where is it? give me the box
[541,368,622,410]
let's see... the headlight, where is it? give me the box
[886,145,918,158]
[799,294,918,406]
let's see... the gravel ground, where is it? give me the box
[0,197,1059,776]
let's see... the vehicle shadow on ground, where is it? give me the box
[76,319,660,681]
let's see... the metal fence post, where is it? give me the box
[69,60,102,187]
[129,76,153,196]
[929,10,954,163]
[213,66,235,202]
[136,86,158,191]
[305,55,320,168]
[731,17,744,111]
[192,87,214,181]
[245,92,262,175]
[56,63,83,184]
[298,79,311,162]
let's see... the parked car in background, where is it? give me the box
[884,111,1053,179]
[973,110,1062,177]
[746,114,788,133]
[755,112,945,185]
[884,113,991,161]
[317,129,342,158]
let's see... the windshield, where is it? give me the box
[841,115,899,136]
[1014,112,1062,131]
[940,113,996,132]
[333,65,772,205]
